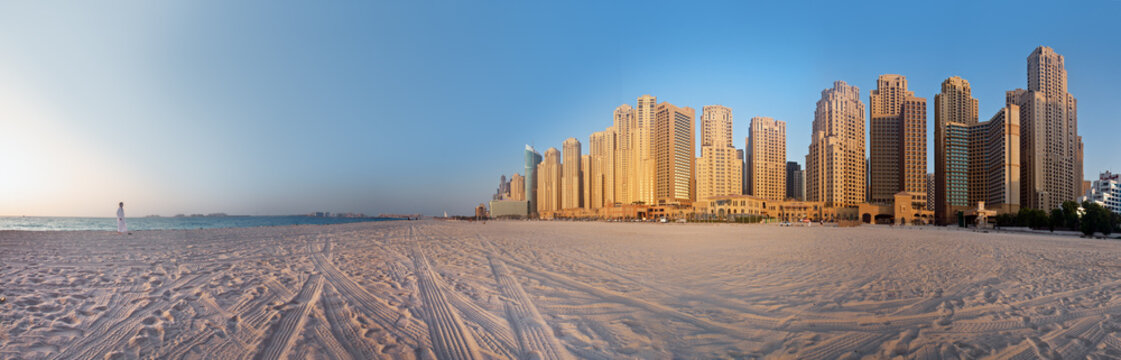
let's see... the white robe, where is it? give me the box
[117,207,127,233]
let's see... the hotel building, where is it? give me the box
[747,116,786,201]
[536,147,562,213]
[696,105,742,201]
[589,128,617,208]
[934,76,979,223]
[1008,46,1083,210]
[613,104,635,205]
[967,104,1021,213]
[654,102,695,204]
[635,95,658,205]
[562,138,583,209]
[869,74,927,208]
[807,81,866,207]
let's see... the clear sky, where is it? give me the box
[1,1,1118,217]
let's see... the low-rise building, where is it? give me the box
[696,195,838,222]
[1080,171,1120,214]
[474,203,488,220]
[857,192,934,225]
[488,200,529,219]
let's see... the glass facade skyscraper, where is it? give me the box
[524,145,543,217]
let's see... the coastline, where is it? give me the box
[0,215,404,232]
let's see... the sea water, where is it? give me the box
[0,216,400,231]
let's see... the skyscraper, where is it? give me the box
[747,117,786,201]
[786,162,803,201]
[581,154,592,209]
[635,95,658,205]
[926,173,935,212]
[869,74,927,208]
[493,174,509,200]
[807,81,866,207]
[524,145,543,216]
[793,169,805,201]
[590,128,616,208]
[1008,46,1083,210]
[653,102,695,204]
[510,173,525,201]
[968,104,1021,212]
[696,105,742,201]
[934,76,979,223]
[536,147,561,213]
[737,149,746,195]
[613,105,635,205]
[562,138,582,209]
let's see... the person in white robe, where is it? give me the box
[117,202,127,234]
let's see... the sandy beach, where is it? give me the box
[4,220,1121,359]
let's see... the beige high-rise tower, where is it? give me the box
[869,74,927,207]
[581,154,591,209]
[1008,46,1082,210]
[934,76,979,223]
[968,104,1021,213]
[561,138,582,209]
[653,102,695,204]
[536,147,562,213]
[696,105,742,201]
[612,105,635,205]
[589,128,616,208]
[747,116,787,201]
[635,95,657,205]
[509,173,525,201]
[806,81,866,207]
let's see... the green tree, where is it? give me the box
[1062,200,1081,230]
[1015,208,1032,227]
[1049,209,1063,232]
[995,213,1015,227]
[1080,201,1114,236]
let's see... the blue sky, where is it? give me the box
[1,1,1118,217]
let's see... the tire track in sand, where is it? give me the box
[499,252,764,343]
[254,274,323,360]
[318,283,382,359]
[409,241,483,360]
[793,332,893,360]
[991,317,1102,360]
[52,271,212,360]
[309,246,427,348]
[488,256,570,360]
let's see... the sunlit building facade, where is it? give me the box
[510,173,525,201]
[536,147,562,213]
[589,128,617,208]
[869,74,927,208]
[562,138,583,209]
[613,104,635,205]
[807,81,866,207]
[747,116,786,201]
[1008,46,1083,210]
[654,102,695,204]
[696,105,741,201]
[934,76,979,223]
[635,95,658,205]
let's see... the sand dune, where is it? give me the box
[4,220,1121,359]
